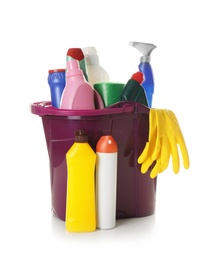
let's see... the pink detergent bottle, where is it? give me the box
[60,59,95,110]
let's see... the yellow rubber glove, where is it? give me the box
[138,108,190,179]
[138,109,158,174]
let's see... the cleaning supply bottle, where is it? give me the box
[129,41,156,107]
[120,71,148,106]
[83,47,110,87]
[60,59,95,110]
[66,48,88,81]
[48,69,65,108]
[96,135,118,229]
[65,130,96,232]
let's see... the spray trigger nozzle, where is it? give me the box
[129,41,156,62]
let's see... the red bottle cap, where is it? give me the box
[131,71,144,84]
[96,135,118,153]
[48,69,65,73]
[67,48,84,61]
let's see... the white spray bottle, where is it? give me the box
[96,135,118,229]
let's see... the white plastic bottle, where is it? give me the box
[96,135,118,229]
[83,47,110,87]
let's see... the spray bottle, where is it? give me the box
[129,41,156,107]
[96,135,118,229]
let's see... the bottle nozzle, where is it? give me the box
[129,41,156,62]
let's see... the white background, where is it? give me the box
[1,0,214,259]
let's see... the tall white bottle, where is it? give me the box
[83,47,110,87]
[96,135,118,229]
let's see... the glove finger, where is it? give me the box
[150,158,161,179]
[170,140,180,174]
[159,166,165,174]
[178,137,190,169]
[160,137,171,172]
[168,110,190,169]
[148,111,160,161]
[138,109,158,164]
[138,129,159,165]
[164,110,181,173]
[151,110,161,160]
[141,156,154,173]
[148,109,158,140]
[172,111,190,169]
[138,142,149,164]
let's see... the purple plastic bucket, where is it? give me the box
[31,101,157,221]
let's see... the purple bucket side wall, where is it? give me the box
[40,104,156,221]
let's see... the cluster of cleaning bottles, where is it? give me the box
[48,42,156,110]
[47,42,157,232]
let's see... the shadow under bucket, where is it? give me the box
[31,101,157,221]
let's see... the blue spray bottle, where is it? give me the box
[129,42,156,107]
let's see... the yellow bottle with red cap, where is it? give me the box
[65,130,96,232]
[96,135,118,229]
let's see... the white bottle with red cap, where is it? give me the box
[96,135,118,229]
